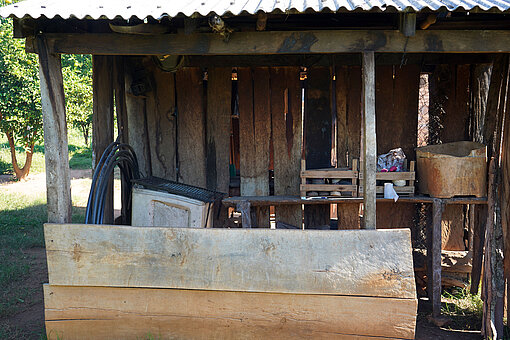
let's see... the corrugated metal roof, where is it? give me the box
[1,0,510,21]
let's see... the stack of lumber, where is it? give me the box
[43,224,418,339]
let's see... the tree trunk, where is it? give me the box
[5,131,35,180]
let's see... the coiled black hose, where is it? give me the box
[85,141,140,224]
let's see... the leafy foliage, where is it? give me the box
[62,54,93,146]
[0,0,93,178]
[0,6,42,150]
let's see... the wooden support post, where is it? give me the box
[92,55,114,224]
[428,198,444,318]
[36,36,72,223]
[236,201,252,228]
[362,52,376,229]
[113,56,128,224]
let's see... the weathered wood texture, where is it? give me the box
[206,68,231,194]
[501,86,510,325]
[125,58,151,176]
[374,64,419,230]
[37,36,71,223]
[44,285,417,340]
[176,68,206,187]
[44,224,416,298]
[481,55,508,339]
[471,204,487,294]
[144,60,176,180]
[427,199,444,318]
[32,30,510,55]
[304,67,332,228]
[92,55,115,224]
[362,52,376,229]
[376,65,419,160]
[441,205,466,251]
[335,66,362,229]
[271,67,303,228]
[238,67,271,227]
[470,64,492,144]
[113,56,128,144]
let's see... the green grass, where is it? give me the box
[441,286,483,331]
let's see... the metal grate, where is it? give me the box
[132,177,226,203]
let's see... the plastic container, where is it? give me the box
[416,141,487,198]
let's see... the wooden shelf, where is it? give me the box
[223,195,488,207]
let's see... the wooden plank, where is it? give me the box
[362,52,377,229]
[44,223,416,299]
[176,67,206,187]
[145,60,176,180]
[471,204,487,294]
[206,67,231,193]
[92,55,115,224]
[125,57,151,176]
[237,68,270,227]
[428,199,445,318]
[271,67,303,228]
[44,285,417,340]
[376,202,417,229]
[336,66,362,230]
[502,92,510,324]
[441,205,466,251]
[304,66,332,228]
[223,195,487,206]
[36,36,72,223]
[32,30,510,55]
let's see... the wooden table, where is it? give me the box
[223,194,487,319]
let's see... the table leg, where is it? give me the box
[428,198,445,318]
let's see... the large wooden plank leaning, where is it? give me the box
[44,285,417,340]
[44,223,416,298]
[36,36,71,223]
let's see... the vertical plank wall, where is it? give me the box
[145,62,177,180]
[335,66,361,229]
[176,68,207,187]
[304,67,333,228]
[375,65,419,229]
[430,65,471,250]
[271,67,303,228]
[238,68,271,227]
[207,68,232,227]
[125,57,152,176]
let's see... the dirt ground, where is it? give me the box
[0,170,483,339]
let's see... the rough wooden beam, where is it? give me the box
[362,52,376,229]
[44,285,418,340]
[92,55,114,224]
[26,30,510,55]
[36,36,72,223]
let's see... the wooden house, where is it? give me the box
[2,0,510,338]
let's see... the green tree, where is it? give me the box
[0,4,42,179]
[62,54,93,146]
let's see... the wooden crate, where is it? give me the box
[300,159,358,198]
[359,160,416,197]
